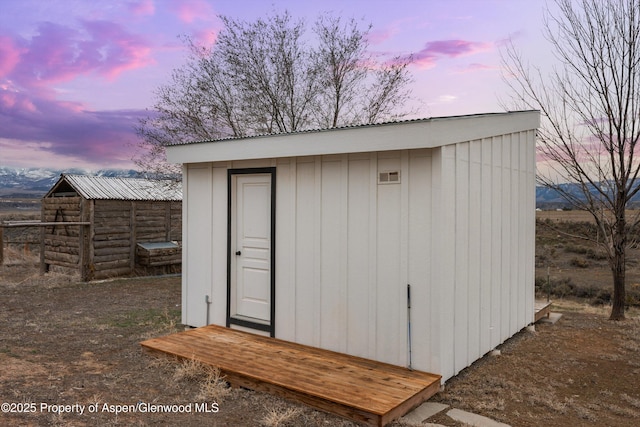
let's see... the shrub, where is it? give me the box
[591,289,611,306]
[535,277,547,289]
[565,244,589,255]
[585,248,607,260]
[570,257,590,268]
[624,285,640,307]
[552,277,576,298]
[575,286,598,299]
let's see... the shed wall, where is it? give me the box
[180,127,536,382]
[182,151,433,368]
[429,130,536,381]
[91,200,182,280]
[42,196,85,270]
[43,196,181,280]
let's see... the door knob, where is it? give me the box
[235,251,241,256]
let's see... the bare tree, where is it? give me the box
[312,15,413,128]
[134,11,413,174]
[502,0,640,320]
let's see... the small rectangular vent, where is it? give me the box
[378,171,400,184]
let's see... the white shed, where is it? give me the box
[166,110,539,382]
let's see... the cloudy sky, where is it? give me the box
[0,0,549,170]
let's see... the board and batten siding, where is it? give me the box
[180,130,535,382]
[431,131,536,381]
[176,112,538,383]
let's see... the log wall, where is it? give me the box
[91,200,182,280]
[42,196,181,281]
[42,196,86,272]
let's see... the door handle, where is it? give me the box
[235,251,241,256]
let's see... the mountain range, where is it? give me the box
[1,166,637,210]
[0,167,139,197]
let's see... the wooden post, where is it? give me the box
[0,226,4,265]
[87,200,95,281]
[40,199,46,274]
[165,202,171,241]
[40,224,48,274]
[79,198,89,281]
[130,201,137,272]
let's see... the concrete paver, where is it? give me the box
[400,402,449,424]
[538,312,562,325]
[447,408,511,427]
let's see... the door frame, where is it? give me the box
[226,167,276,337]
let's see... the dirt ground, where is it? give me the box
[1,210,640,426]
[0,257,357,427]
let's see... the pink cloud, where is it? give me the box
[10,20,154,88]
[192,27,218,47]
[424,40,487,56]
[172,0,215,24]
[2,93,36,113]
[407,39,492,69]
[0,86,145,167]
[0,18,156,169]
[82,20,155,79]
[0,92,17,108]
[366,17,417,45]
[367,27,397,45]
[0,35,22,78]
[128,0,155,16]
[0,140,71,169]
[456,63,498,73]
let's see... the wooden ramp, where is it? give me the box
[141,325,441,426]
[535,300,553,322]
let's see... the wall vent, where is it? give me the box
[378,171,400,184]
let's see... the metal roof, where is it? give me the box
[167,111,538,147]
[46,174,182,201]
[137,241,179,250]
[166,110,541,165]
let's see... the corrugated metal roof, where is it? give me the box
[50,174,182,201]
[167,111,537,147]
[167,117,425,146]
[137,241,179,250]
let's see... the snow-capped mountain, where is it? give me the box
[0,167,139,197]
[3,166,638,210]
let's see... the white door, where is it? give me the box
[230,173,273,330]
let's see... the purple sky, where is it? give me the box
[0,0,548,170]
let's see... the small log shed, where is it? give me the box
[42,174,182,281]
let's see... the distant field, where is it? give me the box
[536,210,595,222]
[536,209,640,223]
[0,198,41,213]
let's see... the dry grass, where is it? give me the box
[621,393,640,409]
[260,406,303,427]
[172,357,231,402]
[535,209,640,223]
[1,246,78,289]
[196,366,231,401]
[608,403,640,418]
[173,356,209,382]
[549,298,640,317]
[136,307,180,339]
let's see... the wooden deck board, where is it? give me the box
[141,324,441,426]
